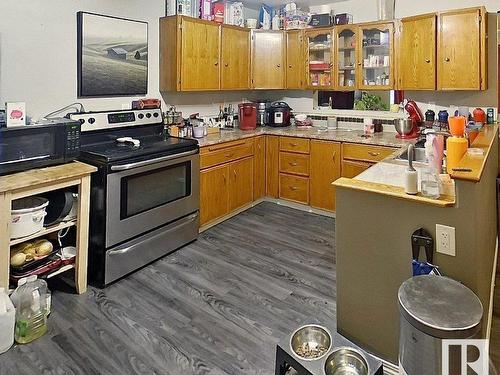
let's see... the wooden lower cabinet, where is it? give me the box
[200,164,229,225]
[279,173,309,204]
[310,140,341,211]
[254,136,266,200]
[228,157,254,211]
[341,159,373,178]
[266,135,280,198]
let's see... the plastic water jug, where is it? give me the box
[0,287,15,353]
[14,275,48,344]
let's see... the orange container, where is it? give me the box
[448,116,466,137]
[446,136,468,172]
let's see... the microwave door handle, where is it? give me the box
[110,149,198,171]
[0,154,51,165]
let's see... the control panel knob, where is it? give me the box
[138,113,144,119]
[153,112,159,118]
[146,113,152,118]
[78,119,85,124]
[88,117,96,124]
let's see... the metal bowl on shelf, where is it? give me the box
[394,118,414,136]
[290,324,332,361]
[324,347,369,375]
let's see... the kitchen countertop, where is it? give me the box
[195,126,413,148]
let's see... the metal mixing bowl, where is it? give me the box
[394,118,414,136]
[290,324,332,361]
[324,348,369,375]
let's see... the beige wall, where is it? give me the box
[335,132,499,363]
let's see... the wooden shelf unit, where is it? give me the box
[0,161,96,294]
[10,220,76,246]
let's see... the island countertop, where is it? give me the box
[333,125,499,207]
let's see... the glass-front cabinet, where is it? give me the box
[358,22,394,90]
[334,25,358,90]
[305,29,334,89]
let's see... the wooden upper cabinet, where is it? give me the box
[334,25,358,90]
[286,30,304,89]
[181,18,221,91]
[358,22,395,90]
[398,14,437,90]
[305,28,334,89]
[437,7,487,90]
[252,31,286,89]
[221,25,250,90]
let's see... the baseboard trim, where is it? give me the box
[199,198,335,233]
[487,236,499,340]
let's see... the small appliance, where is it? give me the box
[395,118,418,139]
[308,13,332,27]
[238,103,257,130]
[0,118,80,176]
[268,102,292,127]
[253,100,270,126]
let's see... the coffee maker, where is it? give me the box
[253,101,270,126]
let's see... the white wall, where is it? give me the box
[0,0,166,120]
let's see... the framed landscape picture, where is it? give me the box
[77,12,148,97]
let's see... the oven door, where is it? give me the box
[105,149,199,248]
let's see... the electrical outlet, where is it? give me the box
[436,224,456,256]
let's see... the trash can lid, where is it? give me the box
[398,275,483,339]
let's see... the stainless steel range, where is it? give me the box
[71,109,199,287]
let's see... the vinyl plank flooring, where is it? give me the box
[0,202,335,375]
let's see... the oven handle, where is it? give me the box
[110,149,198,171]
[106,212,199,255]
[0,154,51,165]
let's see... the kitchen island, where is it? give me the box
[333,125,499,365]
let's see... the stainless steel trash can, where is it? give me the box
[398,275,483,375]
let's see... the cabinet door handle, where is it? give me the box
[289,162,299,167]
[288,64,293,68]
[277,64,281,68]
[224,63,229,67]
[215,61,219,66]
[368,151,380,157]
[223,174,227,184]
[332,151,336,162]
[444,57,450,62]
[425,59,431,63]
[290,143,298,147]
[225,153,235,158]
[233,170,237,178]
[290,186,299,191]
[358,62,362,66]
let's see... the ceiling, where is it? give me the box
[243,0,347,9]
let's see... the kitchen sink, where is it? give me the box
[396,147,427,163]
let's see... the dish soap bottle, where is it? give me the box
[14,275,48,344]
[405,145,418,195]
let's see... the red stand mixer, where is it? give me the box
[396,99,423,139]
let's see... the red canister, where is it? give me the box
[473,108,486,124]
[238,103,257,130]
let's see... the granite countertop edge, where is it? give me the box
[194,127,413,148]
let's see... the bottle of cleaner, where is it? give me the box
[14,275,48,344]
[0,288,15,353]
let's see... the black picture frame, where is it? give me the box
[77,11,148,98]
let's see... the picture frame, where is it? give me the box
[77,12,148,98]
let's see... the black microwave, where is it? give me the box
[0,118,81,176]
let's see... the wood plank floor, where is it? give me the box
[0,202,336,375]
